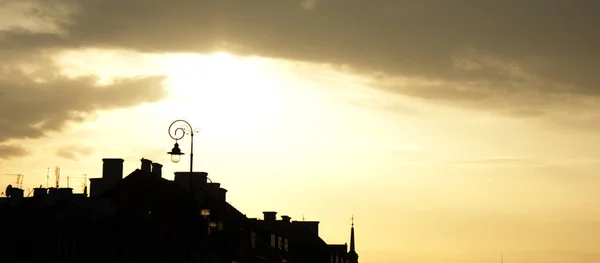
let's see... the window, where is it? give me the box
[251,231,257,248]
[57,235,75,256]
[277,236,283,249]
[284,238,289,251]
[270,234,276,247]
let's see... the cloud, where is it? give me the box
[300,0,318,10]
[56,145,92,160]
[0,3,171,161]
[0,144,28,160]
[1,0,599,117]
[0,62,167,144]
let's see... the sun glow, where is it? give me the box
[159,52,289,141]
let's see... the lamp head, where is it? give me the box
[167,142,184,163]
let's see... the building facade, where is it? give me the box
[0,157,359,263]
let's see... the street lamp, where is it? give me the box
[167,119,200,190]
[167,119,200,263]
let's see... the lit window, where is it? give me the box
[270,234,276,247]
[284,238,289,251]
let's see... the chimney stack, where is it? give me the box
[102,158,124,188]
[33,187,48,197]
[151,162,163,178]
[294,221,320,236]
[281,215,291,223]
[174,172,207,192]
[263,211,277,221]
[141,158,152,173]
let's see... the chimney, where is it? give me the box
[263,211,277,221]
[89,178,104,198]
[141,158,152,173]
[8,188,24,206]
[151,162,163,178]
[33,187,48,197]
[281,215,291,223]
[174,172,208,192]
[294,221,320,236]
[208,187,227,204]
[102,158,124,189]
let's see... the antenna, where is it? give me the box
[64,174,87,193]
[82,174,87,193]
[5,174,24,189]
[55,167,60,188]
[46,167,50,188]
[501,252,504,263]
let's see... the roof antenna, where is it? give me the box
[501,252,504,263]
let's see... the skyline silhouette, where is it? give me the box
[1,1,600,262]
[1,157,359,263]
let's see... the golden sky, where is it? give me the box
[1,1,600,262]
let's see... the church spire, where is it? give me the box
[348,215,358,263]
[350,215,356,252]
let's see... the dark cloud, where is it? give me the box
[0,62,167,145]
[56,145,92,160]
[2,0,599,116]
[0,144,28,160]
[0,2,172,160]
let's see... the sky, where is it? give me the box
[1,0,600,262]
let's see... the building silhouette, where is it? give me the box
[0,157,359,263]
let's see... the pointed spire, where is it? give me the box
[349,215,356,252]
[348,215,358,263]
[350,216,356,253]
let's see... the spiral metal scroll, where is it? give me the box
[168,119,200,141]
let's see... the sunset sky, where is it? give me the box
[1,1,600,262]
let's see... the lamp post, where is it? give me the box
[167,119,200,263]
